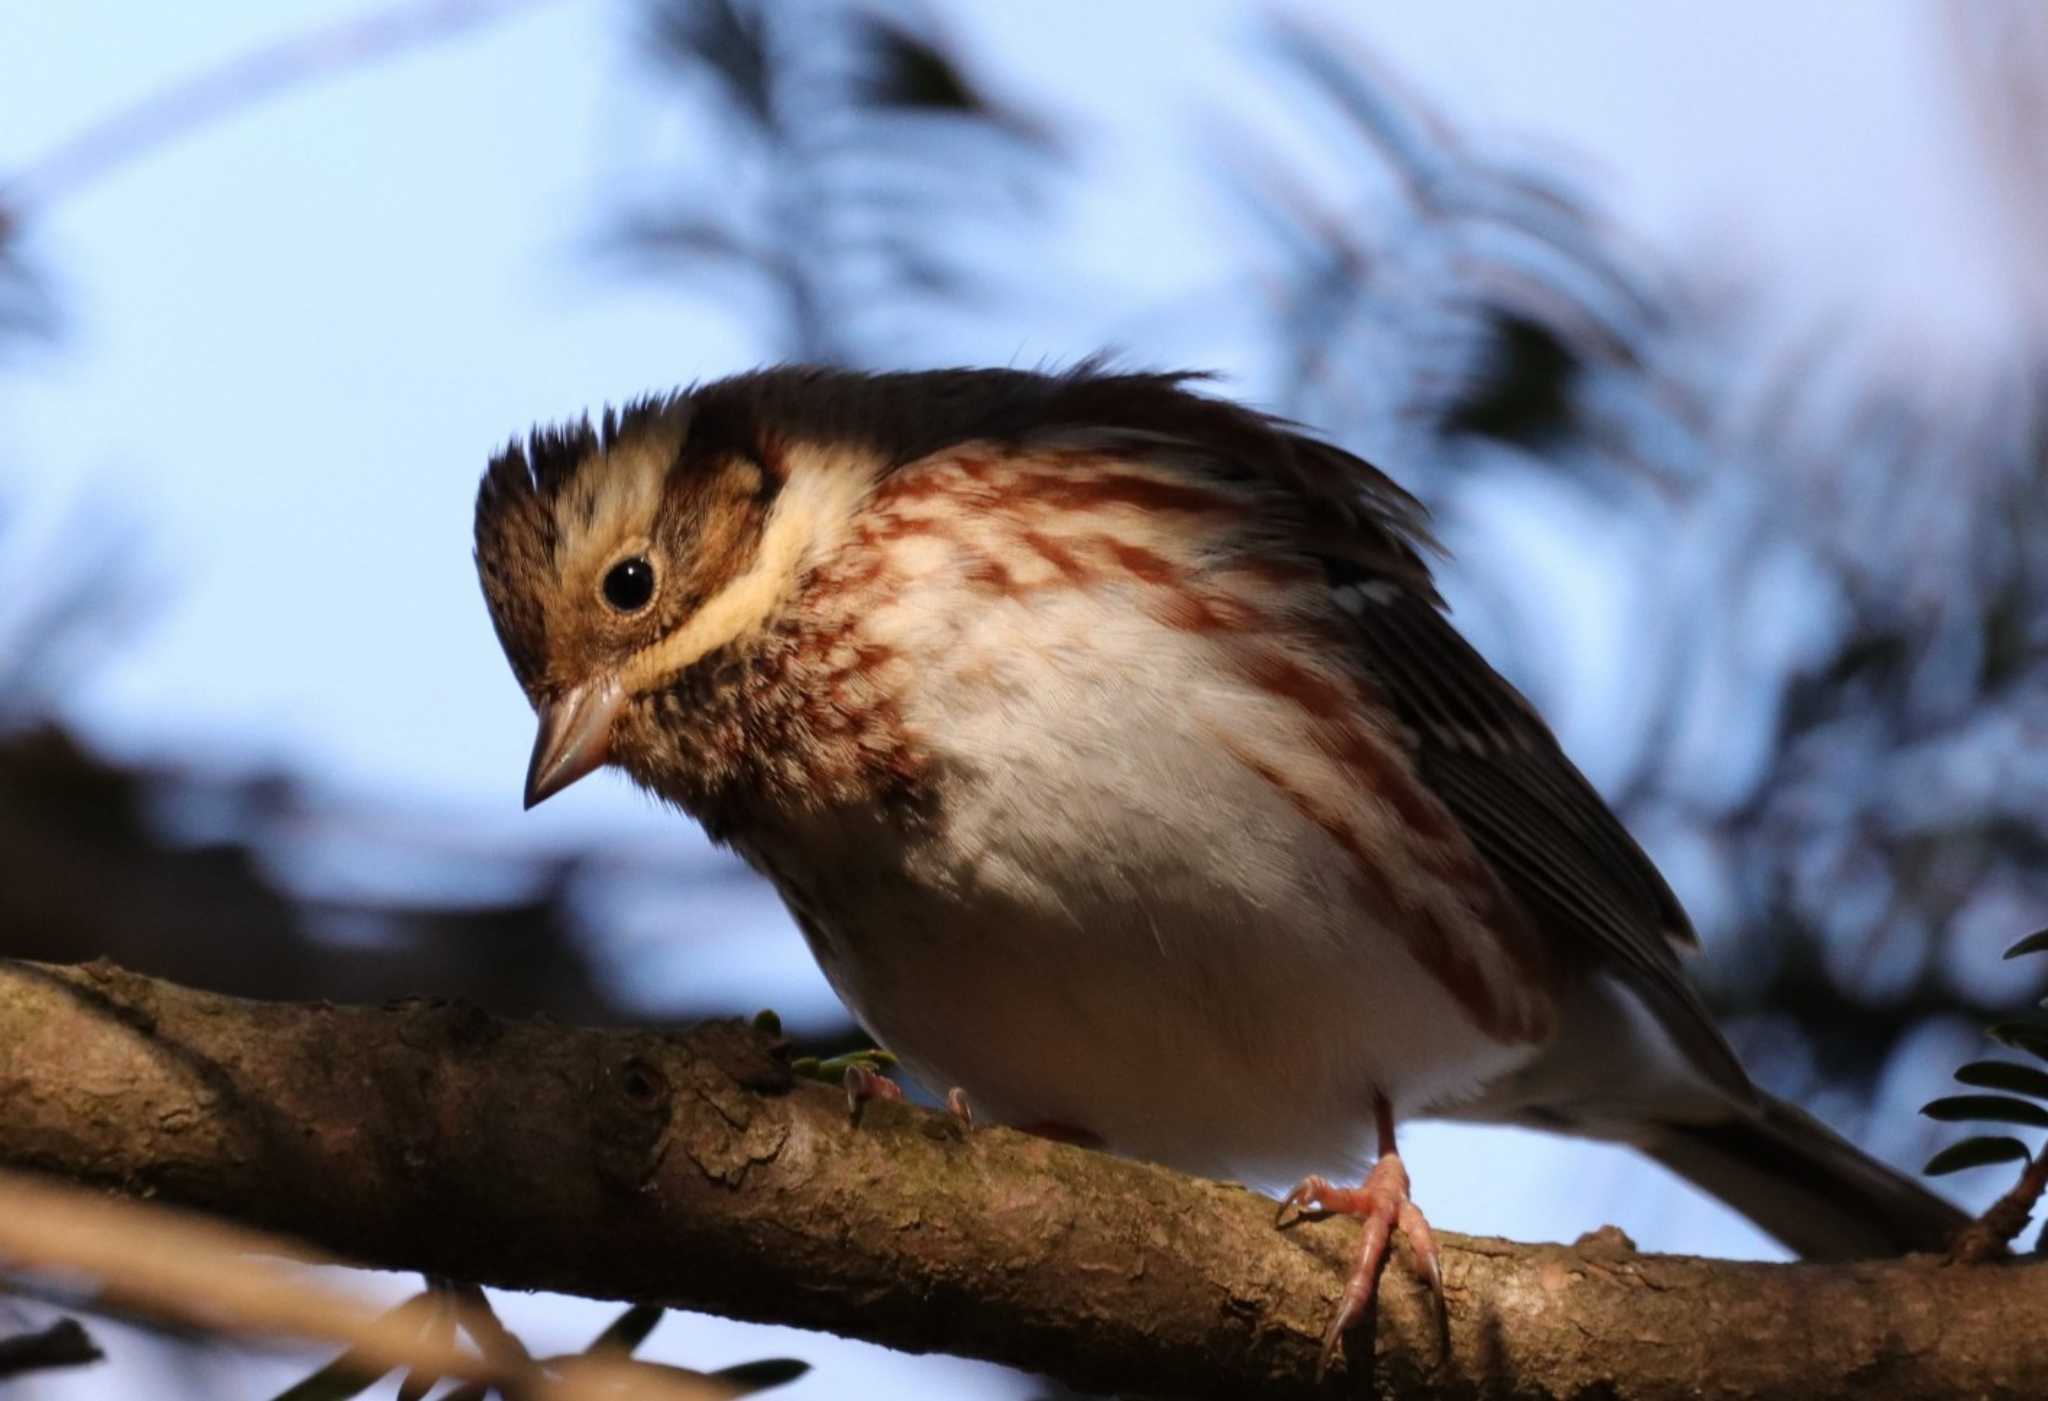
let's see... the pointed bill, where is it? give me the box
[524,677,624,809]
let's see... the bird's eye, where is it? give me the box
[602,557,655,613]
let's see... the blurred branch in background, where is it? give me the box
[0,721,892,1056]
[1705,365,2048,1101]
[617,0,1062,363]
[0,725,618,1019]
[1214,14,2048,1139]
[0,499,156,724]
[0,0,563,218]
[0,210,56,343]
[1943,0,2048,335]
[1234,14,1700,493]
[0,1170,795,1400]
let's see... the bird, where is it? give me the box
[473,363,1965,1372]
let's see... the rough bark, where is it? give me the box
[2,957,2042,1399]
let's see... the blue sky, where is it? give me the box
[1,1,2026,1393]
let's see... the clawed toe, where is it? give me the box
[1274,1173,1333,1230]
[1276,1150,1445,1377]
[844,1068,979,1136]
[1397,1197,1448,1342]
[843,1063,904,1121]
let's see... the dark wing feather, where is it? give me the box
[1336,571,1753,1099]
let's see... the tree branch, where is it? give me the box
[2,958,2043,1399]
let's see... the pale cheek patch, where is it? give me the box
[619,445,881,692]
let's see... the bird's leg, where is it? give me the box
[1275,1091,1446,1376]
[843,1066,977,1133]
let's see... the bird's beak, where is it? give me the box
[524,677,625,809]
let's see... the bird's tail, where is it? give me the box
[1640,1091,1967,1260]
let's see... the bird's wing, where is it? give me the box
[1125,405,1754,1099]
[990,371,1751,1100]
[1329,554,1754,1101]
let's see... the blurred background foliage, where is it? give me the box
[3,0,2046,1395]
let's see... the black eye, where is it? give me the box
[602,557,655,613]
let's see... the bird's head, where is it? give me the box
[474,362,1426,812]
[472,377,884,809]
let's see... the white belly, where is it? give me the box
[749,583,1542,1183]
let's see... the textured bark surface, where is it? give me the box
[3,957,2043,1399]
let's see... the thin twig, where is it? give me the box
[0,1170,721,1400]
[2,0,565,214]
[1952,1151,2048,1263]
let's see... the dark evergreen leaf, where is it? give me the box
[712,1357,812,1392]
[1924,1136,2031,1176]
[586,1303,665,1357]
[266,1356,389,1401]
[266,1293,438,1401]
[530,1356,807,1395]
[2005,928,2048,960]
[1955,1060,2048,1101]
[0,1318,101,1380]
[849,13,1053,148]
[1439,309,1582,446]
[1921,1094,2048,1128]
[1988,1022,2048,1062]
[853,15,983,115]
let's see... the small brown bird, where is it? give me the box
[475,364,1962,1368]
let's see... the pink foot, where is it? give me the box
[845,1069,977,1135]
[1275,1098,1446,1376]
[842,1064,903,1122]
